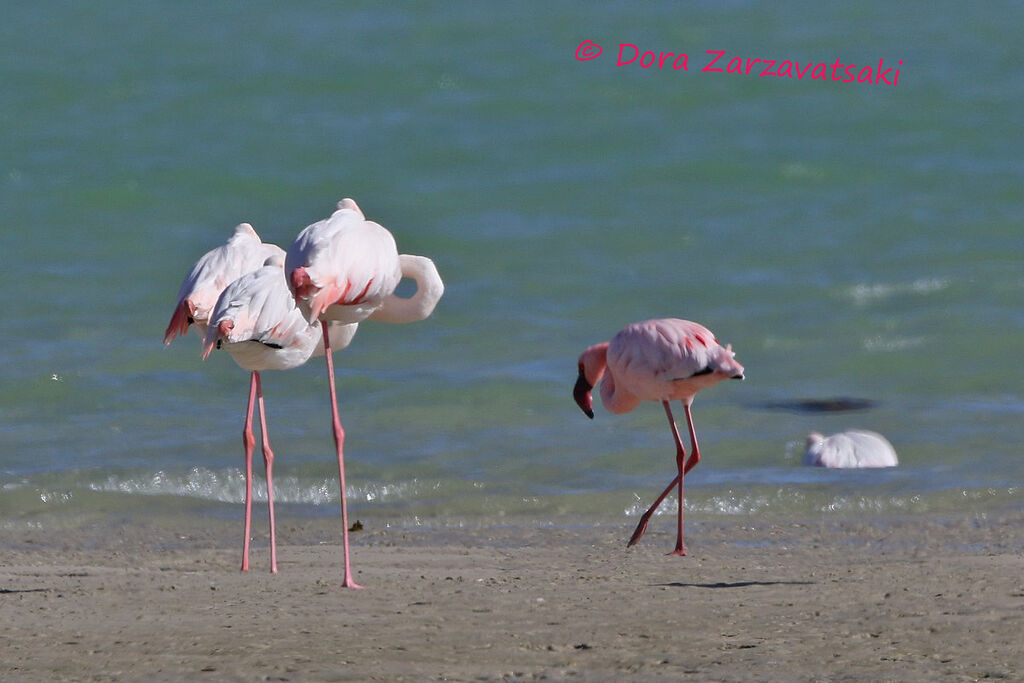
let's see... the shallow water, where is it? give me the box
[1,2,1021,537]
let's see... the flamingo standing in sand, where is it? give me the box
[285,198,444,588]
[164,224,286,571]
[574,318,744,555]
[201,255,359,573]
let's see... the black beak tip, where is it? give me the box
[584,408,595,419]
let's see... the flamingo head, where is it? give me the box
[805,432,825,451]
[573,363,595,419]
[201,320,234,360]
[574,343,609,419]
[289,267,314,301]
[712,343,745,380]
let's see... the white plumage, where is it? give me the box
[804,430,899,468]
[285,201,403,324]
[283,197,445,588]
[202,256,358,369]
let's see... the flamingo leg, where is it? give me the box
[322,320,363,589]
[665,401,688,556]
[254,371,278,574]
[240,371,257,572]
[682,402,701,473]
[627,401,702,553]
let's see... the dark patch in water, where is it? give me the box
[758,397,879,413]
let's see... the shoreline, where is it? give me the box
[1,511,1021,680]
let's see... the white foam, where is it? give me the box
[847,277,949,306]
[86,468,420,506]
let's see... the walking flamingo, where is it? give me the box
[201,255,359,573]
[285,198,444,588]
[574,318,744,555]
[163,223,284,345]
[804,430,898,468]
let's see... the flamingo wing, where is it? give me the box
[205,266,312,353]
[609,319,711,386]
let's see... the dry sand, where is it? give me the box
[1,511,1022,681]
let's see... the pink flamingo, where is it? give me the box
[286,198,444,588]
[201,255,358,573]
[163,223,284,345]
[574,318,744,555]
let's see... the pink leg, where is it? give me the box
[254,371,278,574]
[322,320,363,589]
[665,401,688,556]
[627,401,702,553]
[240,371,257,572]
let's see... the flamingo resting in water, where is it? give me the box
[804,430,898,468]
[574,318,744,555]
[286,198,444,588]
[201,255,358,573]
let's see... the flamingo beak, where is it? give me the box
[573,367,595,419]
[202,320,233,360]
[200,337,215,360]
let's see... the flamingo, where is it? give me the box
[201,255,359,573]
[804,430,898,468]
[285,198,444,588]
[165,224,290,572]
[163,223,284,345]
[574,318,744,555]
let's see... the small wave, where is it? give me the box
[862,335,925,352]
[846,277,949,306]
[86,468,421,506]
[623,488,934,517]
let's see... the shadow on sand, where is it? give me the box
[657,580,814,589]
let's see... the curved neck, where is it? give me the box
[579,343,609,387]
[369,254,444,323]
[579,342,640,415]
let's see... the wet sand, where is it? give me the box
[1,512,1022,681]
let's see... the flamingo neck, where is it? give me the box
[579,342,640,415]
[579,343,609,387]
[369,254,444,323]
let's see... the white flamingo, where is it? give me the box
[201,255,358,573]
[285,198,444,588]
[804,430,898,468]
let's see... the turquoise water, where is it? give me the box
[2,3,1021,535]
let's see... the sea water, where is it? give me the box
[1,2,1021,538]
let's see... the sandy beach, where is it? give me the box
[1,511,1021,681]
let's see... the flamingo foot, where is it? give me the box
[341,577,365,590]
[627,514,653,548]
[668,544,688,557]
